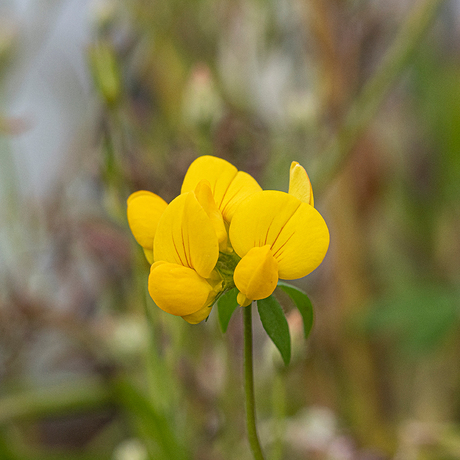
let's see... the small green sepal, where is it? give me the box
[217,288,239,333]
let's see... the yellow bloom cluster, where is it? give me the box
[127,156,329,323]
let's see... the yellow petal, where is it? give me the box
[230,191,300,255]
[127,191,168,249]
[148,261,214,316]
[181,156,262,222]
[273,202,329,279]
[219,171,262,222]
[143,248,154,264]
[237,292,252,307]
[182,303,213,324]
[234,245,279,303]
[181,155,237,198]
[154,191,219,278]
[288,161,314,207]
[194,180,228,251]
[182,269,222,323]
[230,190,329,280]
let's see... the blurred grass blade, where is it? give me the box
[114,378,190,460]
[0,377,112,424]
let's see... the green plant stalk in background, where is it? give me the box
[315,0,447,191]
[271,369,287,460]
[243,304,265,460]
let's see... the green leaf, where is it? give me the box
[277,281,314,339]
[257,295,291,366]
[217,288,239,333]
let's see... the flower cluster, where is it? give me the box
[127,156,329,324]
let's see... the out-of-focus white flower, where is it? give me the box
[112,438,148,460]
[182,64,223,127]
[97,315,149,359]
[286,91,319,128]
[285,406,338,452]
[326,435,355,460]
[89,0,117,30]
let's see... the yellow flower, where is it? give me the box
[149,183,223,324]
[127,191,168,263]
[181,155,262,224]
[229,162,329,306]
[127,156,263,324]
[127,156,261,258]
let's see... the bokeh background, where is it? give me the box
[1,0,460,459]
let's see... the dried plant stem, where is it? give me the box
[243,304,265,460]
[315,0,447,191]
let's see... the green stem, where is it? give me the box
[315,0,446,192]
[243,304,265,460]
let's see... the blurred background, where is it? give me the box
[1,0,460,459]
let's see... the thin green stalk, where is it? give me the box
[243,304,265,460]
[315,0,447,192]
[271,369,287,460]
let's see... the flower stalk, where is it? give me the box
[243,304,265,460]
